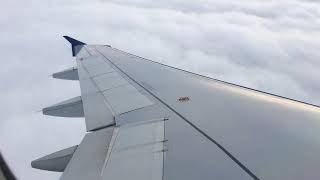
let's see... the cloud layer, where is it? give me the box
[1,0,319,179]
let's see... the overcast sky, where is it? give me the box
[1,0,319,179]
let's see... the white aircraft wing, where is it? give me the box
[32,36,320,180]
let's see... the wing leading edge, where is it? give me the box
[32,36,320,180]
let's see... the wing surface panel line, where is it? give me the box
[119,118,168,128]
[94,46,260,180]
[100,126,120,176]
[89,123,116,132]
[99,83,131,93]
[89,71,117,79]
[79,47,117,116]
[162,113,166,180]
[82,46,154,116]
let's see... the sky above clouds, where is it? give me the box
[0,0,319,179]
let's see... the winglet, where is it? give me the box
[63,36,86,57]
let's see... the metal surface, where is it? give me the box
[115,104,169,125]
[81,56,114,77]
[96,45,320,180]
[116,102,253,180]
[78,51,154,116]
[31,146,77,172]
[60,127,114,180]
[102,119,165,180]
[52,67,78,80]
[35,38,320,180]
[42,96,84,117]
[165,112,252,180]
[102,84,153,115]
[76,56,115,131]
[92,72,128,91]
[81,92,115,131]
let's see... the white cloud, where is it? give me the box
[0,0,319,179]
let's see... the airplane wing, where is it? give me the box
[32,36,320,180]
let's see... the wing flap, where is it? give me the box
[101,119,165,180]
[60,128,114,180]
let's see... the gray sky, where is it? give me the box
[0,0,319,179]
